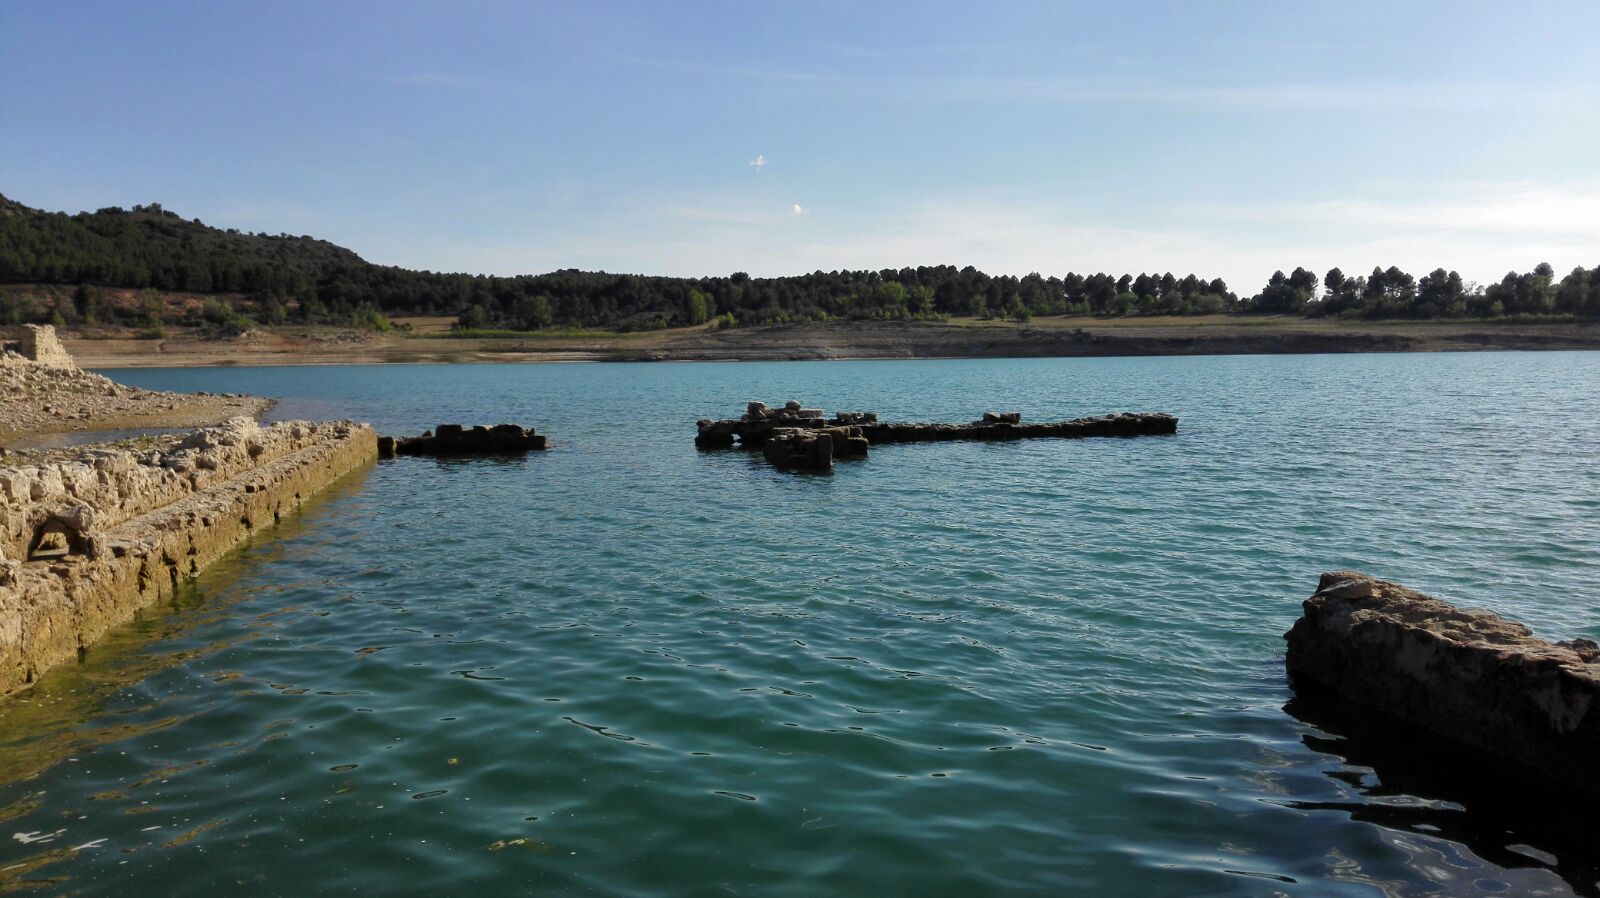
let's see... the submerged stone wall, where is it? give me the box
[696,399,1178,455]
[0,418,377,695]
[382,423,547,457]
[1285,571,1600,796]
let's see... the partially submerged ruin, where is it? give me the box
[697,400,1178,471]
[1285,571,1600,797]
[379,423,547,457]
[0,417,377,695]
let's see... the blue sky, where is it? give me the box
[3,1,1597,292]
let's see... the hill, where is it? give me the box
[0,193,1595,333]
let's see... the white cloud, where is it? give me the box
[361,180,1599,293]
[749,154,766,170]
[1206,180,1600,241]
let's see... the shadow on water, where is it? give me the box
[380,453,543,470]
[1283,684,1600,897]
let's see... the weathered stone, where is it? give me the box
[0,419,377,695]
[13,325,76,369]
[762,428,834,471]
[1284,571,1600,797]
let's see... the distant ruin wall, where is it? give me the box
[0,419,377,695]
[6,325,77,369]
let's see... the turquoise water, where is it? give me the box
[3,353,1598,896]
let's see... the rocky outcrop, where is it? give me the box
[381,423,547,457]
[0,326,269,441]
[1285,571,1600,796]
[0,418,377,695]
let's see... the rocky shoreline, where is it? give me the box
[0,325,270,445]
[0,329,377,695]
[0,417,377,694]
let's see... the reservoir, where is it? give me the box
[3,352,1597,896]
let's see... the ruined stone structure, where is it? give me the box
[761,426,871,471]
[380,423,548,457]
[0,325,77,370]
[1285,571,1600,797]
[697,400,1178,471]
[0,417,377,694]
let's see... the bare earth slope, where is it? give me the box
[61,317,1600,368]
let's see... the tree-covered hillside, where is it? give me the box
[1,193,1595,330]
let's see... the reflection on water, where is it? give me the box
[0,472,374,892]
[1282,688,1599,897]
[2,426,194,451]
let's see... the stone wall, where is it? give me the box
[12,325,76,369]
[1285,571,1600,796]
[0,418,377,695]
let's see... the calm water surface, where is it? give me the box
[2,353,1597,896]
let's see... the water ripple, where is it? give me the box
[0,353,1596,896]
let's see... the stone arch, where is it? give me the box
[27,517,90,561]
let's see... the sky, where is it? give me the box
[2,0,1598,293]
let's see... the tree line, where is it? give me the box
[1251,263,1600,319]
[1,194,1595,330]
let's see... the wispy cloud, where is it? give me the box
[1202,180,1600,241]
[803,41,998,59]
[362,179,1599,293]
[384,72,504,90]
[607,54,1582,112]
[749,154,766,170]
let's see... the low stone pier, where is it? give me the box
[696,400,1177,471]
[1285,571,1600,797]
[381,423,547,457]
[1,418,377,695]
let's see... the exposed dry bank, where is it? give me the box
[59,316,1600,368]
[1,325,268,443]
[0,417,376,695]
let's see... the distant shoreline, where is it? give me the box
[59,316,1600,368]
